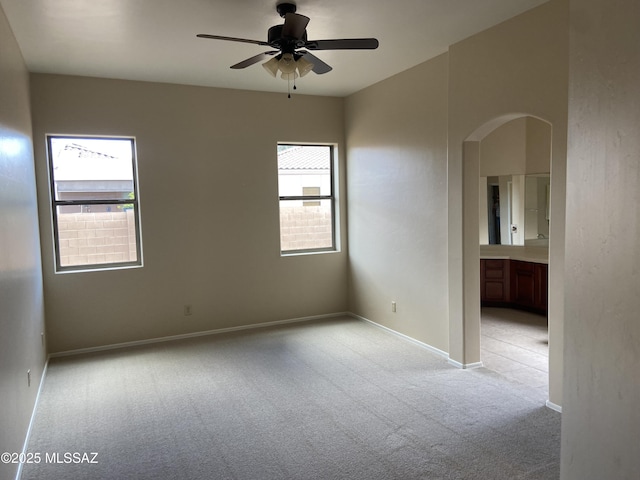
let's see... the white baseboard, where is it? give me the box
[447,358,484,369]
[545,400,562,413]
[50,312,349,358]
[15,360,49,480]
[349,313,487,369]
[349,313,450,360]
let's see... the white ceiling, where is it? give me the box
[1,0,548,97]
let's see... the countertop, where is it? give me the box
[480,245,549,264]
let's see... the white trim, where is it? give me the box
[447,359,484,369]
[545,400,562,413]
[49,312,349,358]
[15,360,49,480]
[350,313,450,360]
[280,249,340,257]
[349,313,487,369]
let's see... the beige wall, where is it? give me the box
[30,74,347,353]
[563,0,640,477]
[480,117,527,177]
[5,0,640,476]
[525,116,553,174]
[345,1,569,408]
[0,5,48,480]
[447,0,569,406]
[345,54,450,352]
[479,116,552,177]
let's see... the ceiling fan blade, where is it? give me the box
[305,38,379,50]
[196,34,269,47]
[230,51,279,69]
[298,51,332,74]
[282,13,310,40]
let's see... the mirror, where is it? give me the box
[480,174,549,246]
[477,115,552,247]
[524,174,550,246]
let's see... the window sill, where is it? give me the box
[280,248,340,257]
[55,263,143,275]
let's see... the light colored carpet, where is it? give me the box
[22,316,560,479]
[481,307,550,397]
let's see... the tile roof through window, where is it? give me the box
[278,145,330,171]
[52,142,133,181]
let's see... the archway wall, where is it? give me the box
[479,116,552,177]
[447,0,569,406]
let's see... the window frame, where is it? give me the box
[46,134,143,273]
[277,143,337,255]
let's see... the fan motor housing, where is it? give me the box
[267,24,307,50]
[276,3,297,17]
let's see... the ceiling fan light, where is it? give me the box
[280,71,298,81]
[296,56,314,77]
[262,57,279,77]
[278,53,297,74]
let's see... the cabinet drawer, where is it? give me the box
[484,259,506,279]
[485,259,506,270]
[512,260,534,272]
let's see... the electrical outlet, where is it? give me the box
[391,301,397,313]
[184,305,192,316]
[27,369,31,387]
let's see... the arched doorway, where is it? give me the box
[475,115,552,396]
[450,112,556,404]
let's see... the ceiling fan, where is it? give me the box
[197,2,379,94]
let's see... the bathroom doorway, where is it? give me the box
[476,116,551,401]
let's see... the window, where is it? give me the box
[278,144,336,254]
[302,187,321,206]
[47,135,142,272]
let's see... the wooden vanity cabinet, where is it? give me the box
[510,260,548,313]
[481,259,548,314]
[480,259,510,305]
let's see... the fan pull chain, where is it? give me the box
[286,74,298,99]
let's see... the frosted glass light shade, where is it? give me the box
[262,57,279,77]
[296,56,314,77]
[278,53,297,74]
[263,52,315,83]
